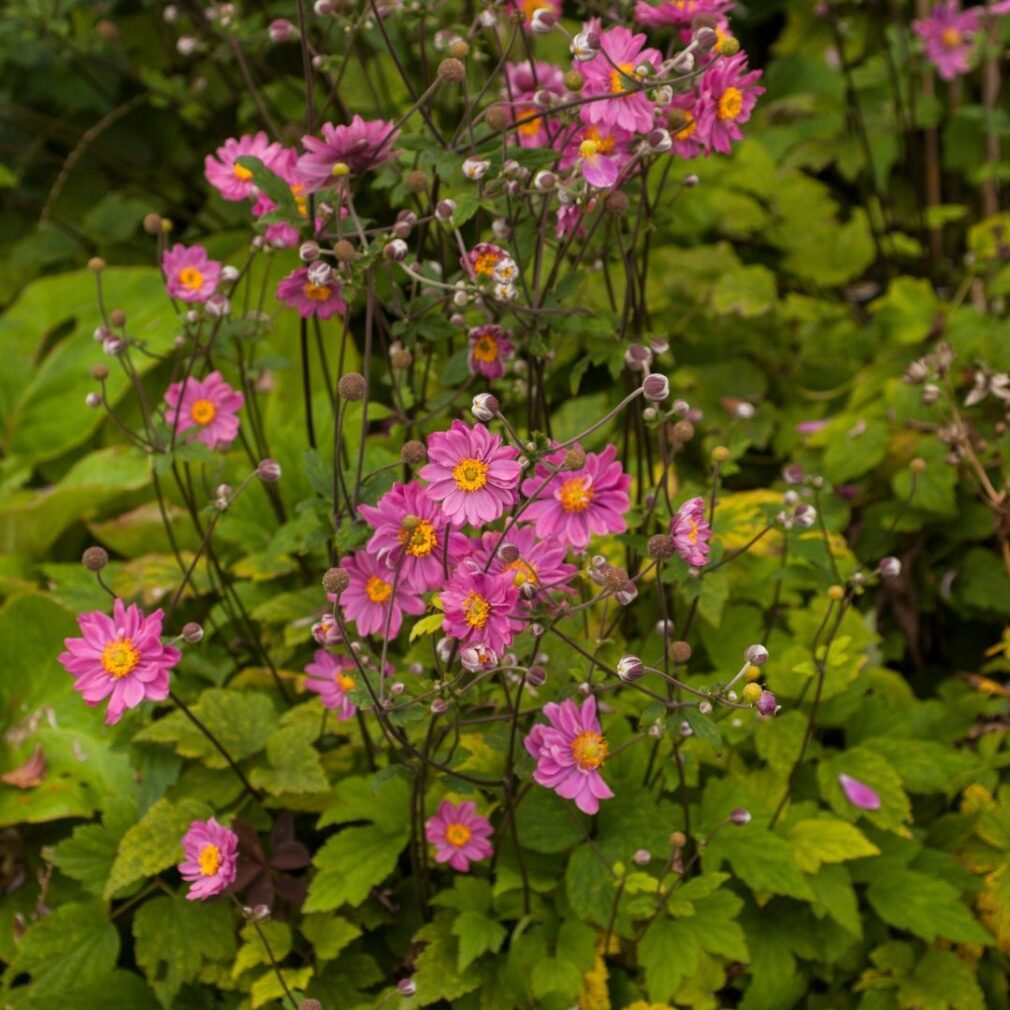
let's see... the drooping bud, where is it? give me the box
[642,373,670,402]
[256,459,282,483]
[471,393,499,422]
[182,622,204,644]
[460,645,498,672]
[498,543,520,564]
[430,698,449,715]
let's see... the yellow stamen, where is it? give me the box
[398,519,438,558]
[337,673,356,692]
[558,476,594,513]
[505,558,539,586]
[579,139,600,160]
[717,86,744,121]
[101,638,140,679]
[232,163,253,181]
[190,398,217,425]
[472,334,499,363]
[462,591,491,629]
[303,282,333,302]
[178,266,205,291]
[452,458,489,492]
[445,822,472,847]
[571,730,608,770]
[941,27,962,48]
[198,843,221,876]
[609,62,637,95]
[365,575,392,604]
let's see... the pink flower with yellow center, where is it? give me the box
[503,61,565,147]
[477,526,579,596]
[204,132,283,201]
[579,25,663,134]
[162,243,222,303]
[358,481,470,593]
[296,115,400,191]
[467,325,516,379]
[694,52,764,155]
[418,420,522,527]
[163,370,245,450]
[441,566,522,654]
[464,242,510,280]
[525,696,614,815]
[521,443,631,551]
[275,266,347,319]
[339,549,424,639]
[304,649,359,720]
[425,800,494,872]
[178,818,238,900]
[913,1,980,80]
[58,598,180,725]
[633,0,733,26]
[670,496,712,567]
[667,93,703,158]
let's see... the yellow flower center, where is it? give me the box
[559,476,594,513]
[198,843,222,876]
[473,334,499,363]
[571,730,608,770]
[178,266,205,291]
[504,558,539,586]
[232,163,253,181]
[674,111,697,141]
[521,0,551,22]
[941,27,962,48]
[453,458,489,492]
[190,398,217,425]
[303,282,333,301]
[610,62,637,95]
[717,86,744,121]
[579,139,600,160]
[337,673,356,692]
[462,591,491,629]
[398,519,438,558]
[584,127,615,154]
[473,251,502,276]
[292,183,308,218]
[365,575,392,604]
[101,637,140,679]
[518,111,543,138]
[686,519,699,544]
[445,822,472,847]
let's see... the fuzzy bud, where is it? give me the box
[338,372,367,401]
[396,980,416,998]
[827,585,845,601]
[109,309,127,328]
[179,622,203,644]
[647,533,676,560]
[756,690,777,716]
[401,440,427,465]
[878,556,902,578]
[437,57,466,83]
[672,420,694,443]
[323,567,350,595]
[695,25,718,50]
[269,18,296,41]
[909,457,927,474]
[430,698,449,715]
[669,640,692,664]
[604,191,629,216]
[642,373,670,402]
[85,392,102,409]
[471,393,499,422]
[448,37,470,58]
[405,170,428,193]
[485,105,511,131]
[533,171,556,192]
[741,682,763,705]
[435,199,456,222]
[82,546,109,571]
[744,643,769,666]
[256,458,282,483]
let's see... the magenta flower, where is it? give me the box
[425,800,494,872]
[694,53,764,155]
[503,61,565,147]
[525,696,614,815]
[671,496,712,567]
[521,444,631,552]
[340,549,425,639]
[839,773,881,811]
[468,325,515,379]
[477,525,579,595]
[580,26,663,134]
[296,116,399,190]
[304,649,359,720]
[634,0,732,27]
[178,818,239,900]
[275,267,347,319]
[913,1,980,80]
[58,599,179,725]
[441,567,522,654]
[358,481,469,593]
[162,244,221,303]
[667,93,704,159]
[163,371,244,449]
[418,421,522,527]
[204,132,282,201]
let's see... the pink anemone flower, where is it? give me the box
[162,244,221,303]
[579,25,663,134]
[204,132,283,201]
[163,371,244,449]
[178,818,239,900]
[425,800,494,871]
[304,649,359,721]
[339,549,425,639]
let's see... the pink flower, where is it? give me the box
[58,599,179,725]
[913,2,980,80]
[634,0,732,26]
[521,444,631,551]
[304,649,359,720]
[339,549,425,638]
[694,53,764,155]
[580,26,663,134]
[468,325,515,379]
[204,132,283,201]
[425,800,494,872]
[503,61,565,147]
[418,421,522,527]
[441,566,522,654]
[839,773,881,811]
[477,525,579,595]
[162,244,221,303]
[276,266,347,319]
[465,242,510,280]
[525,696,614,815]
[163,371,244,449]
[505,0,561,30]
[358,481,470,593]
[295,116,399,190]
[667,93,704,159]
[671,496,711,567]
[178,818,239,900]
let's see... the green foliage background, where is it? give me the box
[2,1,1010,1009]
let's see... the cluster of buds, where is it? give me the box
[588,556,637,604]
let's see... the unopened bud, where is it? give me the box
[909,457,927,474]
[109,309,127,327]
[396,980,416,998]
[756,690,777,717]
[384,239,408,261]
[669,640,692,664]
[256,458,282,483]
[322,568,349,595]
[142,212,161,234]
[87,256,106,273]
[563,69,585,91]
[878,556,901,578]
[338,372,367,401]
[716,35,740,57]
[405,170,428,193]
[729,808,751,826]
[435,199,456,222]
[633,849,652,865]
[647,534,675,560]
[402,440,427,465]
[471,393,499,422]
[430,698,449,715]
[85,392,101,408]
[642,373,670,402]
[533,171,556,192]
[269,18,296,41]
[182,622,204,644]
[82,546,108,571]
[744,644,769,666]
[616,656,644,683]
[604,191,629,216]
[437,57,466,83]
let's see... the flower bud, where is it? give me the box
[616,655,645,683]
[526,665,546,687]
[729,808,751,826]
[485,104,511,131]
[793,503,817,528]
[670,49,695,73]
[384,239,408,261]
[756,690,777,717]
[633,849,652,865]
[827,585,845,601]
[499,543,520,564]
[436,637,454,663]
[299,1000,322,1010]
[338,372,367,401]
[323,567,350,595]
[257,458,282,483]
[299,241,320,263]
[670,830,687,848]
[397,980,416,998]
[87,256,106,273]
[109,308,127,327]
[435,199,456,222]
[878,556,901,578]
[698,700,713,715]
[563,69,585,91]
[642,373,670,402]
[646,129,672,153]
[695,26,718,50]
[462,157,490,181]
[604,191,629,216]
[669,640,692,664]
[437,58,466,83]
[85,392,101,409]
[82,546,109,571]
[571,28,600,61]
[530,7,556,31]
[430,698,449,715]
[405,170,428,193]
[562,446,586,470]
[741,682,762,705]
[909,457,927,474]
[402,440,427,465]
[744,643,769,666]
[684,173,699,188]
[471,393,499,422]
[533,171,556,192]
[460,645,497,672]
[647,533,675,560]
[182,622,204,644]
[269,18,296,41]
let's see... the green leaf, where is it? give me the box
[703,825,814,900]
[410,915,482,1006]
[711,264,777,317]
[808,863,861,936]
[300,914,362,961]
[135,688,277,769]
[233,921,291,978]
[452,910,506,972]
[897,949,985,1010]
[134,895,237,1007]
[530,956,584,1000]
[59,970,160,1010]
[565,844,617,924]
[104,797,212,899]
[410,611,446,641]
[514,786,583,854]
[640,917,701,1002]
[250,723,328,795]
[788,817,879,873]
[817,747,912,833]
[51,797,137,895]
[250,966,314,1009]
[305,823,409,911]
[682,706,723,748]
